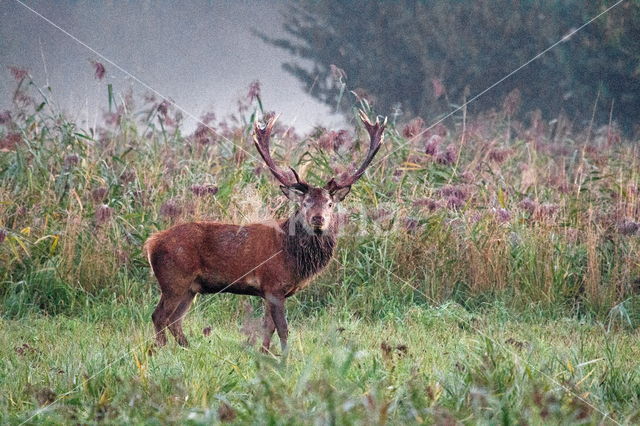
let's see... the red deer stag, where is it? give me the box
[144,110,386,353]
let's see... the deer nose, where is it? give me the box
[311,215,325,226]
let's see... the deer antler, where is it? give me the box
[325,109,386,192]
[253,115,304,188]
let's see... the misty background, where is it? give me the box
[0,0,343,133]
[1,0,639,134]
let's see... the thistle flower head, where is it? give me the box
[424,135,441,156]
[91,187,108,203]
[618,219,639,236]
[518,197,537,215]
[402,117,425,139]
[90,61,106,80]
[8,66,28,81]
[160,200,182,219]
[190,184,218,196]
[0,110,11,125]
[436,144,458,165]
[247,80,261,101]
[494,208,511,223]
[64,153,80,168]
[95,204,113,224]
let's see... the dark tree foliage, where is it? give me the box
[259,0,640,131]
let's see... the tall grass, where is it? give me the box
[1,72,639,322]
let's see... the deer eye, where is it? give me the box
[328,202,334,207]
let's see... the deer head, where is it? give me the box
[253,110,386,236]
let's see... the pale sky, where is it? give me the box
[0,0,344,133]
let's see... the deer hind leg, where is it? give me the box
[152,295,169,347]
[261,299,276,353]
[167,290,196,347]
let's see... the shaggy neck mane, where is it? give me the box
[282,215,336,281]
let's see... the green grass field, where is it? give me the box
[1,76,640,424]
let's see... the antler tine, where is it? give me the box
[253,115,297,187]
[327,109,386,190]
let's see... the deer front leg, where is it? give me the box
[261,299,276,353]
[266,293,288,356]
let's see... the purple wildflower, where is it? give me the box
[190,184,218,196]
[445,195,465,210]
[436,144,458,165]
[64,153,80,168]
[0,133,20,151]
[104,105,124,126]
[119,169,136,184]
[95,204,113,224]
[157,100,170,117]
[437,185,469,201]
[403,218,420,233]
[0,110,11,125]
[0,229,6,244]
[518,198,537,215]
[194,124,216,145]
[617,219,639,236]
[200,112,216,125]
[488,148,511,164]
[8,66,28,80]
[247,80,261,101]
[424,135,441,155]
[91,61,106,80]
[91,187,108,203]
[536,203,559,220]
[402,117,425,139]
[160,200,182,219]
[494,208,511,223]
[413,198,439,211]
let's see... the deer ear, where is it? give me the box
[280,185,305,201]
[330,186,351,202]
